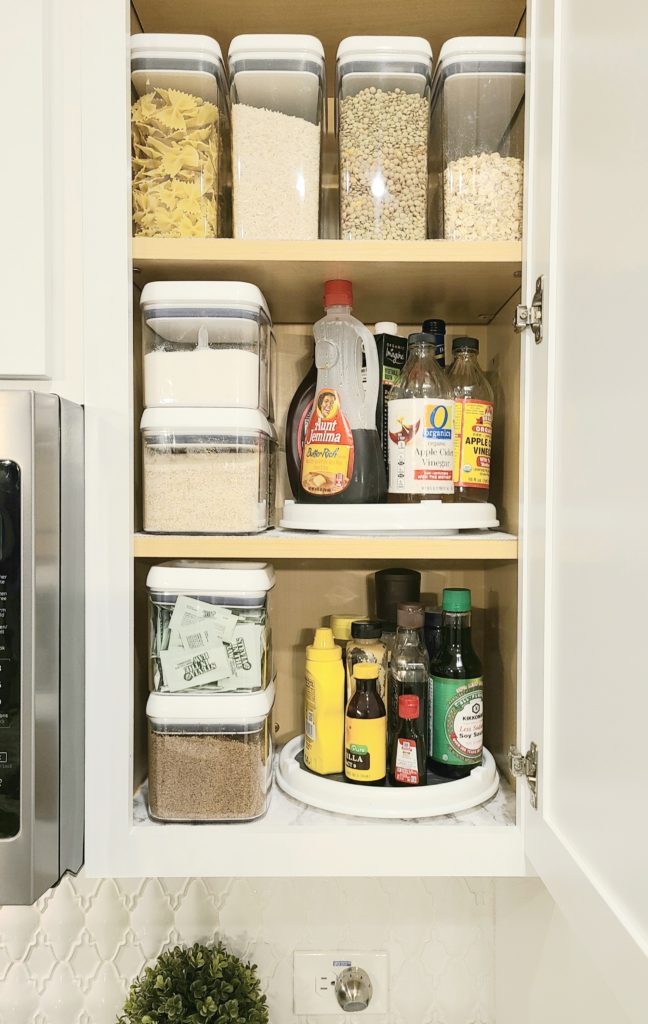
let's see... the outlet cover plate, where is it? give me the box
[294,950,389,1015]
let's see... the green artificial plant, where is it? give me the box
[117,941,270,1024]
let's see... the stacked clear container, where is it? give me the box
[336,36,433,240]
[131,34,231,238]
[146,562,276,823]
[429,37,526,241]
[140,282,277,535]
[229,34,326,240]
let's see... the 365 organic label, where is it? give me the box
[453,400,493,490]
[301,389,354,496]
[388,398,454,495]
[431,677,483,766]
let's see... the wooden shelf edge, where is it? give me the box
[132,530,518,561]
[132,238,522,266]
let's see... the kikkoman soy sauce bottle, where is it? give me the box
[345,663,386,785]
[430,588,483,779]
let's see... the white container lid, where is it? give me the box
[337,36,433,66]
[147,560,276,594]
[436,36,525,72]
[147,679,275,725]
[140,281,271,323]
[229,34,324,66]
[140,407,275,437]
[375,322,399,335]
[131,33,224,69]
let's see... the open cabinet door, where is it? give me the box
[521,1,648,1018]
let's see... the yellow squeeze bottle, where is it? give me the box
[304,627,345,775]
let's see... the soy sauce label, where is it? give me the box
[388,397,454,495]
[432,677,483,766]
[301,389,355,496]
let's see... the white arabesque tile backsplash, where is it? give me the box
[0,873,494,1024]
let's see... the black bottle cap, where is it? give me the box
[351,619,383,640]
[407,331,435,346]
[452,335,479,353]
[424,606,443,626]
[422,318,446,335]
[375,568,421,628]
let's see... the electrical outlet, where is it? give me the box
[293,950,389,1015]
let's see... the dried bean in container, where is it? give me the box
[339,87,428,241]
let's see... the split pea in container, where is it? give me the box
[146,683,275,822]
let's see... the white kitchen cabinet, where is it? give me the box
[75,0,648,1021]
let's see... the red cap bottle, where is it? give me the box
[324,279,353,308]
[398,695,420,720]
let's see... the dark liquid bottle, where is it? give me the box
[345,663,386,786]
[285,360,316,498]
[390,694,427,786]
[387,603,429,759]
[430,588,483,779]
[298,428,386,504]
[421,317,446,369]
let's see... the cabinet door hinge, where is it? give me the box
[509,742,538,808]
[514,275,544,344]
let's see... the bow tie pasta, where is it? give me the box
[132,88,221,238]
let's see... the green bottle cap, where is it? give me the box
[442,588,471,612]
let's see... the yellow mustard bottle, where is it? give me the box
[304,627,345,775]
[344,663,386,785]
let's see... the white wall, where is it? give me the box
[495,879,633,1024]
[0,873,494,1024]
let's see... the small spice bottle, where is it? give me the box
[390,694,427,787]
[346,620,388,706]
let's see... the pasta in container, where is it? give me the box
[130,33,231,238]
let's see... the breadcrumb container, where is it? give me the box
[141,281,274,415]
[229,34,326,240]
[130,33,231,238]
[429,37,525,241]
[336,36,433,240]
[147,561,275,694]
[147,682,275,822]
[141,408,276,534]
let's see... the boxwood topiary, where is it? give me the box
[117,941,269,1024]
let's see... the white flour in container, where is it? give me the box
[232,104,320,240]
[143,447,266,533]
[144,348,261,407]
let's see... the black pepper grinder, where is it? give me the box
[374,567,421,660]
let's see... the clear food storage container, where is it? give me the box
[141,408,276,534]
[229,34,326,240]
[429,37,525,241]
[140,281,274,414]
[336,36,433,240]
[130,33,231,238]
[147,560,275,694]
[147,682,275,822]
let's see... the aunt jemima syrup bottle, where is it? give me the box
[298,280,386,504]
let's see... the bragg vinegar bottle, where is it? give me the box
[447,336,494,502]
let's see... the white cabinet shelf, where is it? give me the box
[129,771,521,878]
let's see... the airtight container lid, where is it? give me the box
[229,34,325,67]
[434,36,525,82]
[147,679,275,727]
[140,407,275,438]
[337,36,433,67]
[131,33,227,103]
[140,281,271,323]
[147,560,276,595]
[229,34,325,122]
